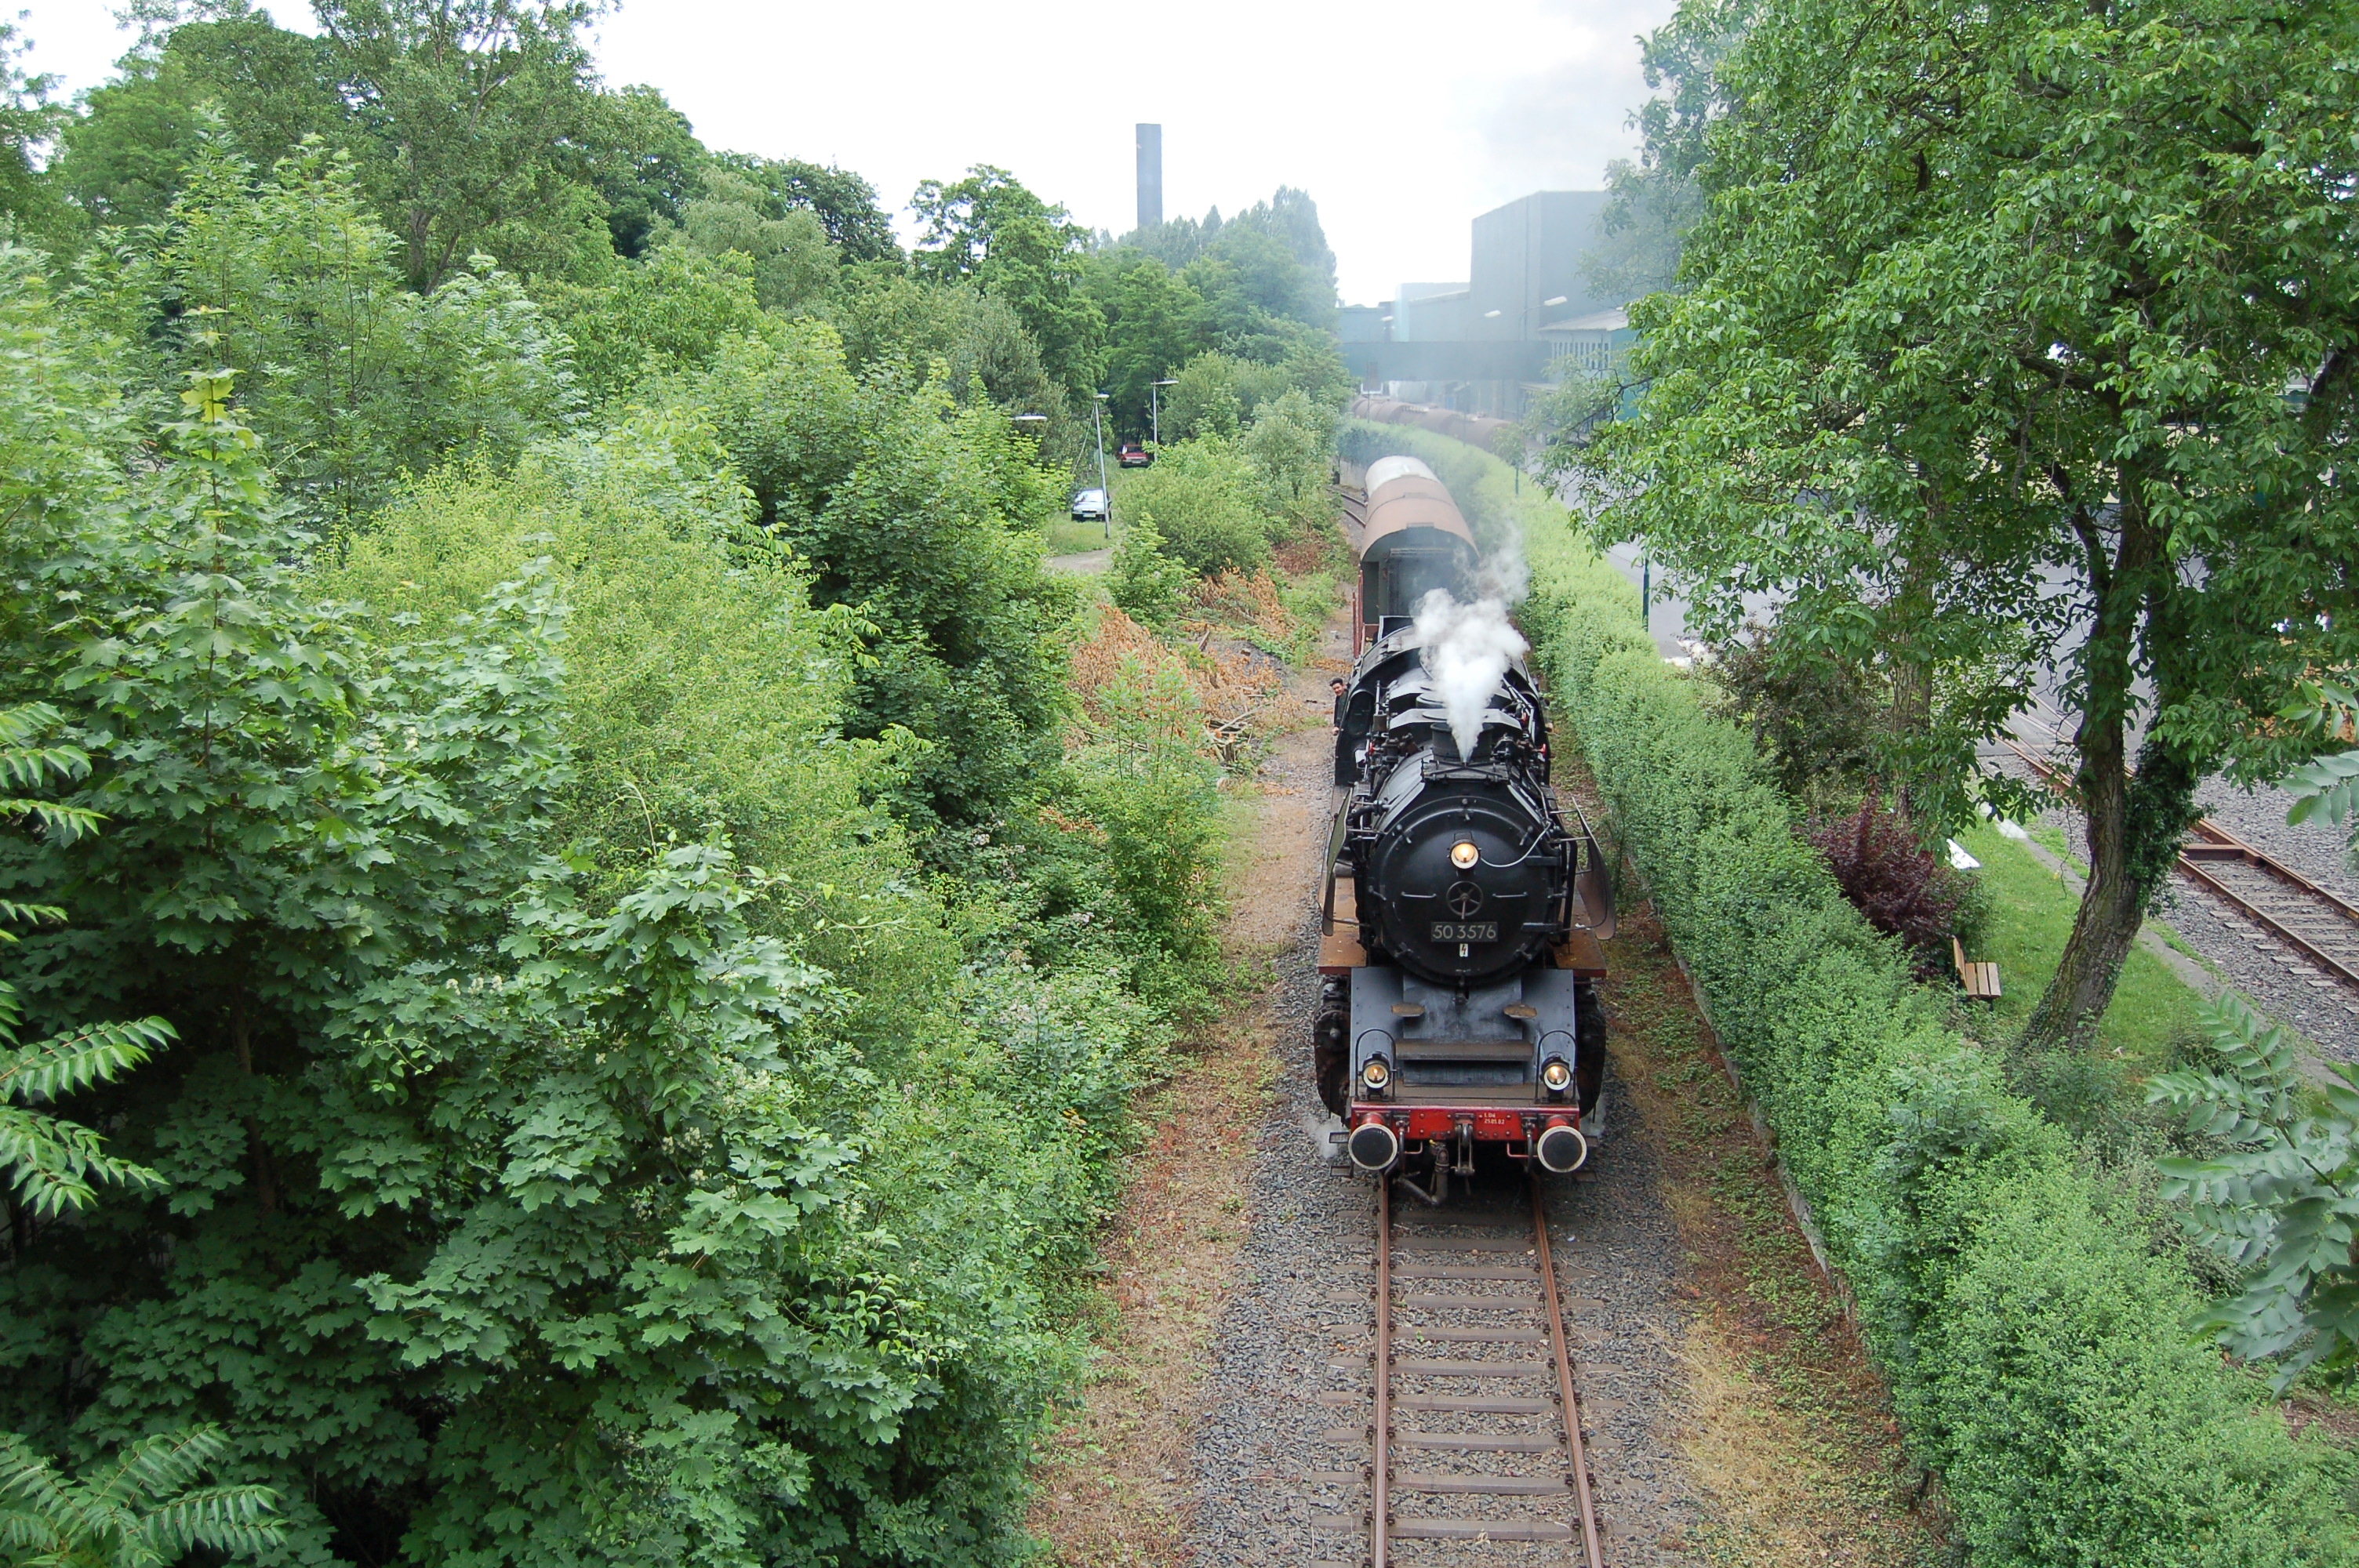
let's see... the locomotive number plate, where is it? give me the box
[1430,921,1499,942]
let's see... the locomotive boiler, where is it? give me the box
[1318,457,1614,1196]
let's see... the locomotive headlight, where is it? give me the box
[1361,1055,1391,1094]
[1449,840,1481,869]
[1540,1057,1573,1094]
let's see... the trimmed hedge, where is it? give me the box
[1349,420,2356,1566]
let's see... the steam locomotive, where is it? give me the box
[1318,457,1614,1197]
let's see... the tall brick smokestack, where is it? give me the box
[1136,123,1162,231]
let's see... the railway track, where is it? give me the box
[1321,1173,1605,1566]
[1997,735,2359,994]
[1336,485,1369,545]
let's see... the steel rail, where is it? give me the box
[1995,735,2359,994]
[1532,1177,1608,1568]
[1369,1174,1605,1568]
[1373,1175,1394,1568]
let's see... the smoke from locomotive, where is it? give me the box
[1318,456,1615,1197]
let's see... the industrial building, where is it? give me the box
[1341,191,1636,418]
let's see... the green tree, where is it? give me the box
[1242,388,1335,530]
[536,241,765,405]
[576,82,703,259]
[912,165,1105,394]
[711,151,899,263]
[820,267,1078,465]
[1579,0,1748,303]
[135,140,577,526]
[1089,254,1208,438]
[1107,516,1193,631]
[678,163,838,312]
[51,9,343,230]
[0,29,67,244]
[787,383,1080,829]
[1162,352,1289,443]
[318,0,609,289]
[0,1425,283,1568]
[1574,0,2359,1051]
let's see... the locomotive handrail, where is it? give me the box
[1321,805,1350,935]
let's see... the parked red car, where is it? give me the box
[1117,441,1153,468]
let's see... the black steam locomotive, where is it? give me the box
[1317,457,1614,1196]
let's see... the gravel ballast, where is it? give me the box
[1177,754,1708,1566]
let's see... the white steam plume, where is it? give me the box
[1474,513,1529,605]
[1415,589,1528,760]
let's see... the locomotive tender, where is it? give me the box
[1318,457,1614,1197]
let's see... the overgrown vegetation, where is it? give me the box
[2151,995,2359,1392]
[0,6,1356,1560]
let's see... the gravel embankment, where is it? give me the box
[1180,764,1708,1566]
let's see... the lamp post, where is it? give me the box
[1091,393,1112,541]
[1150,378,1177,446]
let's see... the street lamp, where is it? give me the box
[1091,392,1112,541]
[1150,378,1178,446]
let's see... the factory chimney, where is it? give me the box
[1136,123,1162,231]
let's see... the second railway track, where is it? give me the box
[1997,736,2359,995]
[1321,1173,1606,1566]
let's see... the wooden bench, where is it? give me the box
[1953,937,2001,1001]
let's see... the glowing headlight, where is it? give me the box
[1361,1055,1391,1092]
[1449,840,1481,870]
[1540,1057,1573,1093]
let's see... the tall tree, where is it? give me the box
[912,165,1105,394]
[0,23,74,244]
[1577,0,2359,1050]
[318,0,606,289]
[1089,254,1206,437]
[577,81,703,258]
[712,151,899,263]
[51,7,343,230]
[1579,0,1748,302]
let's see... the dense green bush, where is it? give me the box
[1363,425,2356,1566]
[120,143,580,528]
[1114,437,1269,578]
[0,238,1226,1568]
[1107,515,1193,630]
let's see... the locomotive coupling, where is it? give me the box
[1534,1116,1590,1174]
[1347,1116,1401,1172]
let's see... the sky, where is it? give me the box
[16,0,1680,304]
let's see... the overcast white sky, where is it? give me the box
[19,0,1677,303]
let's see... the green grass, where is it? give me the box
[1042,514,1121,555]
[1041,466,1143,556]
[1954,822,2207,1073]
